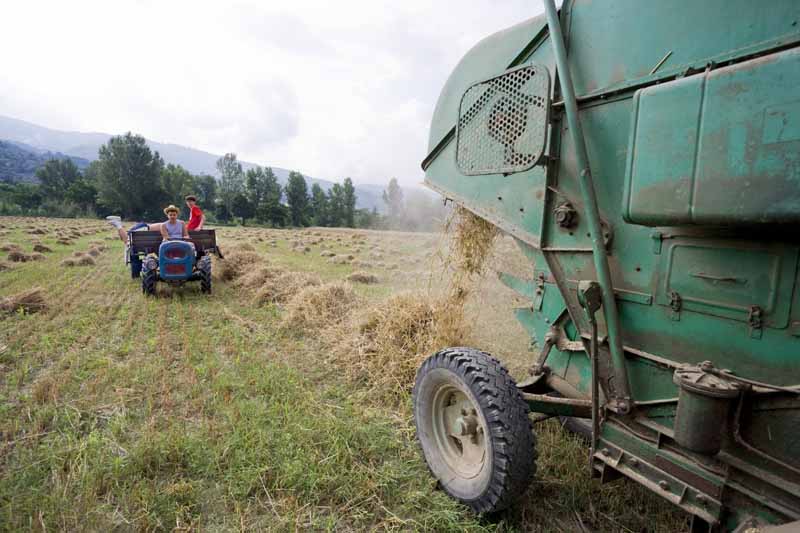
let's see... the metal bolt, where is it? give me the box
[553,202,577,229]
[658,480,670,491]
[601,448,610,456]
[696,494,708,506]
[630,458,639,468]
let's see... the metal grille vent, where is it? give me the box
[456,64,550,176]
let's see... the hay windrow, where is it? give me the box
[216,250,261,281]
[0,287,47,315]
[32,244,53,253]
[347,271,379,284]
[283,282,357,329]
[328,292,466,400]
[61,255,96,267]
[253,272,322,306]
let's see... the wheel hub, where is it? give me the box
[432,386,487,479]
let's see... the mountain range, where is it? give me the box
[0,114,386,211]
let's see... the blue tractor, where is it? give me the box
[128,230,222,296]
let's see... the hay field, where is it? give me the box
[0,216,686,532]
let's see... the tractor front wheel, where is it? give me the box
[412,347,536,514]
[141,258,158,296]
[198,256,212,294]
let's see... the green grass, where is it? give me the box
[0,218,687,532]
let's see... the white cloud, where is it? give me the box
[0,0,542,186]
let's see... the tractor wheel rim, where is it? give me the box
[431,384,486,479]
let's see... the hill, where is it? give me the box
[0,139,90,184]
[0,115,384,210]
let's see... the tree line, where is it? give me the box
[0,132,382,228]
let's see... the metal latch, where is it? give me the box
[748,305,763,339]
[669,291,682,321]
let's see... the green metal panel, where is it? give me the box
[624,48,800,225]
[565,0,800,97]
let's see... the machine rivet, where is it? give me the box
[630,458,639,468]
[697,494,708,505]
[601,448,610,456]
[658,480,669,491]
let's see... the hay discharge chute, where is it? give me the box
[414,0,800,530]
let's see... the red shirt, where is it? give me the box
[187,205,203,230]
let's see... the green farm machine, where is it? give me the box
[412,1,800,530]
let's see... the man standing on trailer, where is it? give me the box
[185,195,205,231]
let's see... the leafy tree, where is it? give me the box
[161,163,195,212]
[193,174,217,208]
[382,178,404,227]
[96,133,165,220]
[310,183,328,226]
[216,153,244,217]
[327,183,344,227]
[35,158,81,198]
[231,192,254,225]
[285,171,309,227]
[257,167,285,226]
[215,201,231,223]
[342,177,357,228]
[355,207,382,229]
[6,182,42,210]
[65,177,98,212]
[245,166,266,211]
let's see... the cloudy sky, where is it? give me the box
[0,1,543,186]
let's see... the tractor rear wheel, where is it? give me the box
[413,347,536,513]
[198,256,212,294]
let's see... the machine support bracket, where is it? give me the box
[543,0,632,413]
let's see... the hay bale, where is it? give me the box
[0,243,21,252]
[320,250,335,257]
[0,287,47,315]
[347,271,379,284]
[237,243,256,252]
[283,282,356,328]
[85,247,103,257]
[56,239,73,246]
[33,244,53,253]
[0,260,12,272]
[29,252,46,261]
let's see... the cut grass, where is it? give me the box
[0,217,687,532]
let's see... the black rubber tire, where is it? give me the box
[198,256,212,294]
[141,258,158,296]
[412,347,536,514]
[130,253,143,279]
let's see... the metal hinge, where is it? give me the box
[669,291,682,321]
[748,305,763,339]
